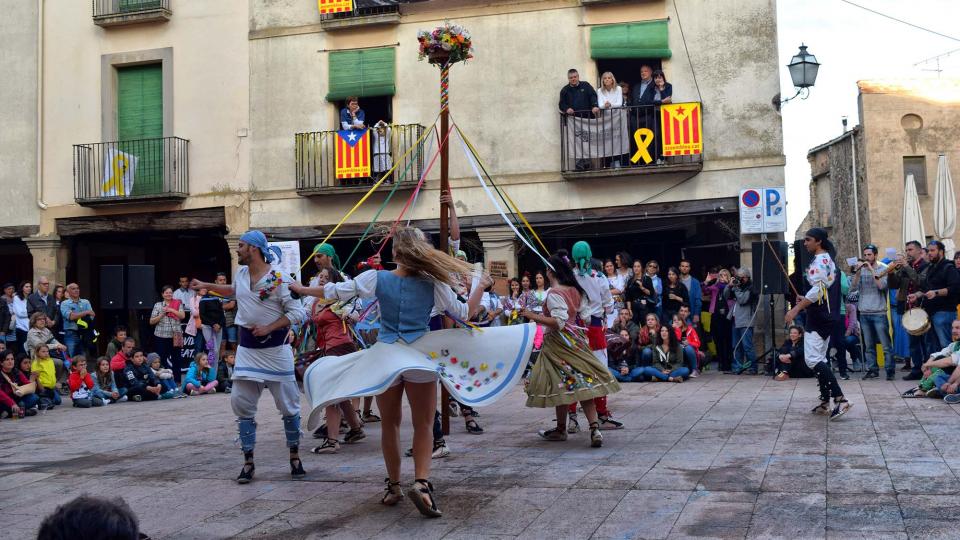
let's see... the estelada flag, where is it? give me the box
[335,129,371,179]
[660,102,703,156]
[318,0,352,15]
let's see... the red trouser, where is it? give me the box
[569,324,610,417]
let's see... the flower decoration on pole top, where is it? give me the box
[417,21,474,67]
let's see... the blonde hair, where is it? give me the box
[600,71,618,90]
[388,226,473,287]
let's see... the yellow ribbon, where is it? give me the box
[298,123,438,273]
[630,128,654,165]
[455,125,551,255]
[102,153,130,196]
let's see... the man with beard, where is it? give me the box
[908,241,960,360]
[888,240,929,380]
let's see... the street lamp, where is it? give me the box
[777,44,820,109]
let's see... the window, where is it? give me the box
[903,156,927,196]
[117,64,163,195]
[335,97,392,129]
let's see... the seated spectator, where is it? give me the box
[123,348,170,402]
[31,344,61,409]
[774,325,813,380]
[91,356,127,404]
[340,96,366,130]
[25,312,67,391]
[652,70,673,105]
[37,495,142,540]
[637,313,661,366]
[611,332,643,383]
[1,350,39,418]
[110,337,135,378]
[903,319,960,400]
[674,305,702,377]
[217,351,235,394]
[148,352,180,396]
[636,325,690,382]
[182,352,218,396]
[68,355,103,408]
[611,308,639,342]
[104,325,127,359]
[16,354,33,384]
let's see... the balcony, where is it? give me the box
[73,137,189,206]
[560,103,703,180]
[295,124,425,195]
[93,0,171,27]
[319,4,401,30]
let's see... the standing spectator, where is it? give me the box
[149,285,185,384]
[173,276,195,323]
[12,281,31,355]
[843,301,863,373]
[704,269,733,372]
[0,284,12,352]
[725,268,758,375]
[625,259,657,323]
[479,284,503,327]
[888,241,928,380]
[59,283,95,358]
[340,97,366,130]
[828,271,852,380]
[68,356,103,408]
[199,287,226,370]
[678,259,702,326]
[559,68,600,170]
[618,81,631,106]
[0,350,39,417]
[631,64,658,164]
[851,245,894,380]
[652,70,673,105]
[597,71,623,110]
[217,272,238,355]
[661,267,688,323]
[604,259,626,328]
[503,277,524,324]
[52,284,65,344]
[27,277,59,331]
[644,260,664,316]
[908,240,960,358]
[632,64,656,105]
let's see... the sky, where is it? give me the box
[776,0,960,238]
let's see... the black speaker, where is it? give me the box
[791,239,814,299]
[751,241,789,295]
[100,265,125,309]
[127,265,156,310]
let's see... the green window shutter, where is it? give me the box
[117,64,163,196]
[327,47,396,101]
[590,21,671,59]
[119,0,162,13]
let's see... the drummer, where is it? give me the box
[888,240,929,381]
[907,241,960,367]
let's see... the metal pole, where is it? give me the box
[438,61,451,436]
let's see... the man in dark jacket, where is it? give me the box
[889,240,930,380]
[908,240,960,357]
[27,277,59,328]
[558,68,599,117]
[123,349,163,401]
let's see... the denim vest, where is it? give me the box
[376,271,435,344]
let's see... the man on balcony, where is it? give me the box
[631,64,659,164]
[559,69,599,171]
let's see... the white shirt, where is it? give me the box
[173,287,196,312]
[12,296,29,332]
[574,269,614,319]
[597,87,623,109]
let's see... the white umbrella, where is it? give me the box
[902,173,926,247]
[933,154,956,258]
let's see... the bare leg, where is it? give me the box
[580,399,599,425]
[339,400,361,429]
[376,384,405,482]
[324,404,341,438]
[404,380,438,482]
[554,405,568,429]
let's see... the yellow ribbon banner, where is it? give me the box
[318,0,352,14]
[101,149,137,197]
[630,128,654,165]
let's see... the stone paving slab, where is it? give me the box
[2,371,959,539]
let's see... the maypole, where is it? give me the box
[419,22,473,435]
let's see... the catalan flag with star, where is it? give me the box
[660,102,703,156]
[335,128,371,179]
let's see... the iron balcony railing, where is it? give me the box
[559,104,703,173]
[295,124,425,192]
[319,4,400,21]
[73,136,189,205]
[93,0,169,17]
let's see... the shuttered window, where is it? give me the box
[117,64,163,195]
[590,21,672,59]
[327,47,396,101]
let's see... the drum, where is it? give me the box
[902,307,930,336]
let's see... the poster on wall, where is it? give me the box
[269,241,302,284]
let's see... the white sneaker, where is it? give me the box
[118,395,128,402]
[432,441,450,459]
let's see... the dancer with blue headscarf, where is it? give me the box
[192,230,307,483]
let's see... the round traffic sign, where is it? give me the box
[741,190,760,208]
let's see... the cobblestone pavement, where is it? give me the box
[2,372,959,539]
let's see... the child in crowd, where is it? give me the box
[68,356,103,408]
[216,351,234,394]
[148,352,180,396]
[182,352,218,396]
[31,344,61,409]
[104,326,127,359]
[123,349,174,401]
[92,356,127,404]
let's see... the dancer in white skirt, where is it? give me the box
[291,227,533,518]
